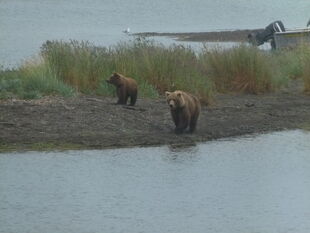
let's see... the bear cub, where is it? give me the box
[165,90,201,134]
[106,72,138,106]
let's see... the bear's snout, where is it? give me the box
[168,100,176,109]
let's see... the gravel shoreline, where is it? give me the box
[1,82,309,152]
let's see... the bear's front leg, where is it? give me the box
[171,111,179,127]
[175,115,189,134]
[116,87,127,105]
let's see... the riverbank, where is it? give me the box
[1,80,309,152]
[133,29,263,42]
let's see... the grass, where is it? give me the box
[200,44,284,94]
[270,44,310,94]
[41,39,213,102]
[1,39,310,103]
[273,47,303,80]
[0,142,84,153]
[0,58,75,99]
[298,45,310,93]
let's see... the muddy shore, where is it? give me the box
[133,29,263,42]
[1,81,309,151]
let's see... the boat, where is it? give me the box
[274,28,310,49]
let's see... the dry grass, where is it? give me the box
[41,39,214,102]
[2,39,309,101]
[200,44,281,94]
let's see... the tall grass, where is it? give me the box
[0,58,74,99]
[273,47,303,80]
[298,45,310,93]
[200,44,283,94]
[1,39,309,101]
[41,40,108,92]
[271,44,310,94]
[41,39,213,102]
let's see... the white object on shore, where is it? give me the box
[123,27,130,34]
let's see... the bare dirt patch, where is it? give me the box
[1,82,309,151]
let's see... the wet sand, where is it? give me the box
[1,81,309,151]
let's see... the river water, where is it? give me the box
[1,130,310,233]
[1,0,309,67]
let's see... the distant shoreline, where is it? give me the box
[132,29,263,42]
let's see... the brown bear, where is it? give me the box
[165,90,201,134]
[106,72,138,106]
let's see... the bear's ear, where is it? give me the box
[113,72,120,78]
[177,92,182,97]
[165,91,171,97]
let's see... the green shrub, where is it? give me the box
[0,60,75,99]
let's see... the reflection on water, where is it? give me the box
[1,130,310,233]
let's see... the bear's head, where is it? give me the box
[106,72,122,86]
[165,90,186,110]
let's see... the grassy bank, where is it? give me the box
[0,60,75,99]
[40,39,213,102]
[1,39,310,102]
[200,45,280,94]
[298,45,310,93]
[0,142,85,153]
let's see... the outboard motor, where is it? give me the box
[248,21,285,49]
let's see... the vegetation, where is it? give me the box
[1,39,310,103]
[0,59,74,99]
[40,39,212,101]
[200,45,280,94]
[298,45,310,93]
[0,142,84,153]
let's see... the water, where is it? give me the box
[1,0,309,67]
[1,130,310,233]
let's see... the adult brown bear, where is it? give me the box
[106,72,138,106]
[165,90,201,134]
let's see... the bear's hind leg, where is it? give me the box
[189,115,199,133]
[129,92,137,106]
[123,95,130,105]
